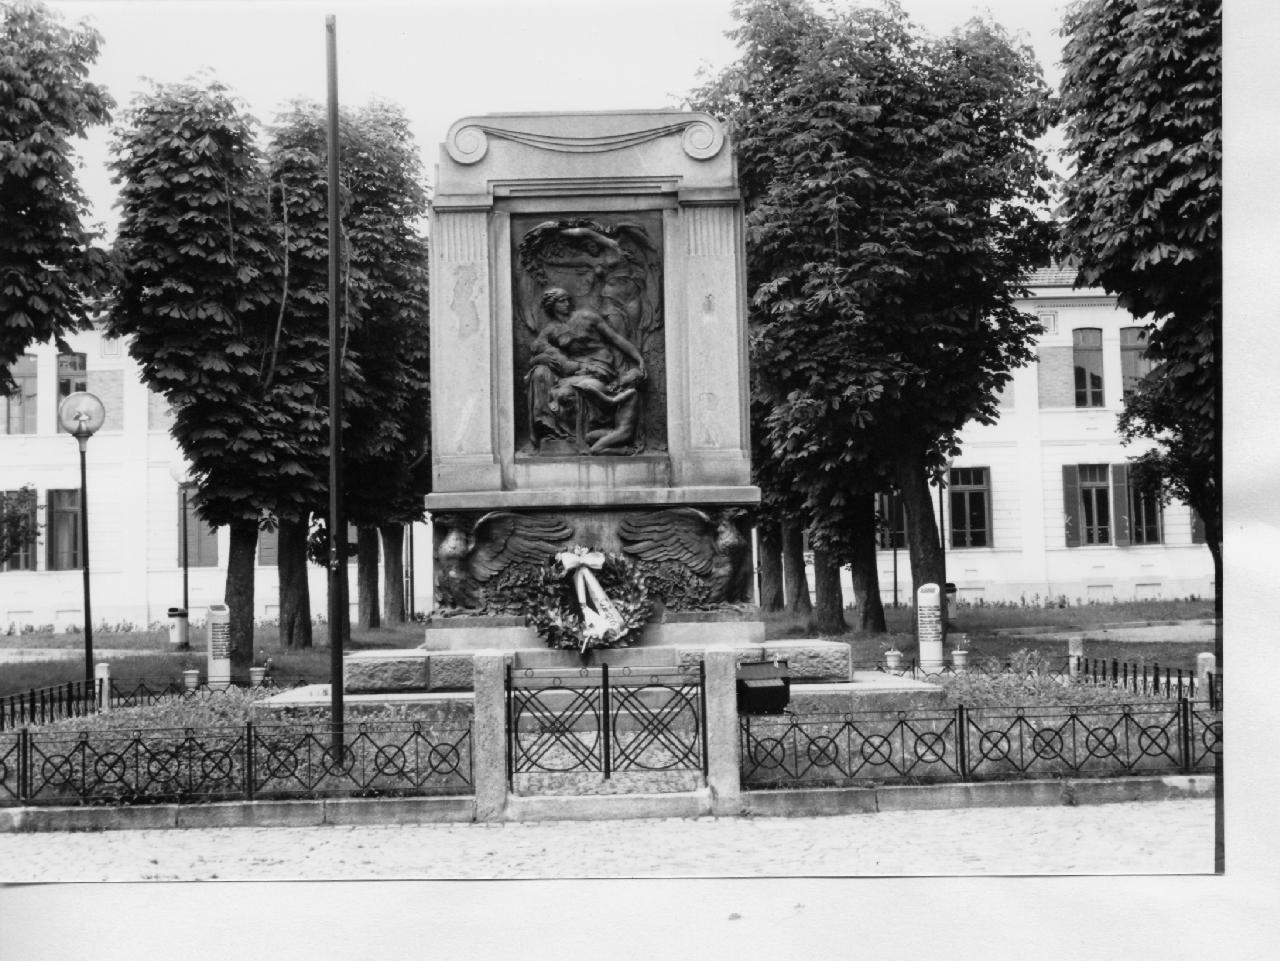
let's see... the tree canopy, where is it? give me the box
[0,0,113,391]
[108,79,432,653]
[1057,0,1222,621]
[692,0,1055,604]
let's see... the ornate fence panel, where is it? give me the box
[506,663,706,783]
[740,700,1222,789]
[0,720,472,806]
[740,710,964,787]
[961,704,1216,780]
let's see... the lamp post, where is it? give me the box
[168,459,192,611]
[58,391,105,690]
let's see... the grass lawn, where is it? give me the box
[764,598,1214,672]
[0,622,423,697]
[1,599,1216,698]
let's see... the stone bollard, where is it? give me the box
[471,651,510,822]
[1068,637,1085,680]
[94,661,111,712]
[916,584,944,672]
[704,647,743,816]
[1196,652,1217,701]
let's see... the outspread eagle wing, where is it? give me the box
[616,508,715,576]
[469,512,573,583]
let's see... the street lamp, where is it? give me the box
[168,459,193,649]
[57,391,105,690]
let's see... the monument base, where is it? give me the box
[342,637,853,693]
[421,609,765,651]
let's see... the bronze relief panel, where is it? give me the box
[511,212,666,456]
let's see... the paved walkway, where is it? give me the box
[0,798,1216,881]
[997,620,1217,644]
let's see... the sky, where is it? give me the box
[54,0,1075,237]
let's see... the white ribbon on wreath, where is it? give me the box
[557,549,626,652]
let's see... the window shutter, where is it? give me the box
[258,527,279,566]
[1111,463,1131,546]
[1062,465,1081,548]
[1190,508,1206,544]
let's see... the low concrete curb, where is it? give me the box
[0,776,1214,833]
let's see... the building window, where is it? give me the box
[178,485,219,567]
[1063,463,1158,548]
[949,467,991,548]
[47,489,81,570]
[56,353,87,431]
[1120,326,1154,401]
[1073,328,1104,407]
[3,355,37,435]
[1,488,38,571]
[1077,465,1110,544]
[876,492,907,549]
[1128,478,1162,544]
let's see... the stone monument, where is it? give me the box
[424,111,758,646]
[342,111,856,691]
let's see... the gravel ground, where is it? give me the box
[0,798,1216,881]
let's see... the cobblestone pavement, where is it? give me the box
[0,798,1215,881]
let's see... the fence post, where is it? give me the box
[1178,697,1193,774]
[704,647,743,816]
[601,663,612,781]
[956,705,971,781]
[471,652,510,822]
[18,728,30,803]
[95,663,112,713]
[1068,638,1084,680]
[244,720,256,801]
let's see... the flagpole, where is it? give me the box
[326,14,346,759]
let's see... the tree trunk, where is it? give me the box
[224,518,257,672]
[809,547,847,635]
[757,519,785,612]
[356,526,380,630]
[894,452,945,599]
[380,523,407,625]
[277,516,312,649]
[781,520,812,615]
[849,492,887,633]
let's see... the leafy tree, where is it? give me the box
[0,485,38,567]
[263,100,430,636]
[108,79,306,668]
[0,0,113,391]
[693,0,1054,627]
[1057,0,1222,632]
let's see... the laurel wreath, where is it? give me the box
[525,549,652,652]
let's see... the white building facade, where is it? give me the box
[873,268,1214,607]
[0,327,433,631]
[1,269,1215,628]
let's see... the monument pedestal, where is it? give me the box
[342,636,852,693]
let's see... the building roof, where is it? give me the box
[1025,264,1081,287]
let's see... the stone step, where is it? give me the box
[343,638,857,693]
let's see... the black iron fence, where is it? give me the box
[1074,658,1222,709]
[862,657,1222,709]
[863,657,1074,681]
[740,698,1221,789]
[0,719,473,806]
[0,675,315,732]
[506,663,707,783]
[0,680,101,731]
